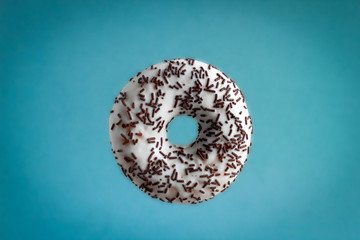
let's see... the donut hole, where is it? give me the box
[167,115,199,147]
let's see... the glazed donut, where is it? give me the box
[109,58,253,204]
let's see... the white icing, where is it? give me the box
[109,58,253,204]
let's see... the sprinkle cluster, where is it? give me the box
[109,58,253,204]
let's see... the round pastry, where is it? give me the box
[109,58,253,204]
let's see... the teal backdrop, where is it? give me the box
[1,0,359,239]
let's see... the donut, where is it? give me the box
[109,58,253,204]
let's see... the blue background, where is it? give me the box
[1,0,359,239]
